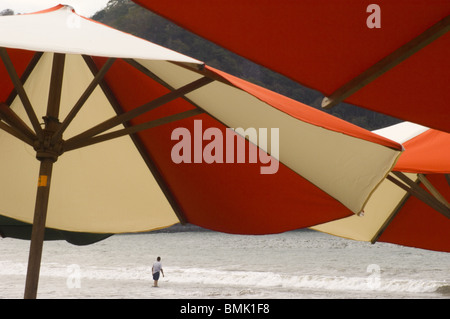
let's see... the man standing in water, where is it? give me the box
[152,256,164,287]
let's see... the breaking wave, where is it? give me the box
[164,267,448,295]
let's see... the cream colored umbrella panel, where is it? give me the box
[313,122,450,252]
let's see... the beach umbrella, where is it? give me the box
[0,5,402,298]
[132,0,450,133]
[312,122,450,253]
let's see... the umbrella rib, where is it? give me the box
[0,120,35,146]
[64,108,204,151]
[387,172,450,219]
[0,103,36,141]
[64,76,213,145]
[5,52,43,106]
[418,174,450,209]
[124,58,207,111]
[322,14,450,109]
[0,52,43,143]
[170,60,239,88]
[0,48,43,138]
[45,53,65,121]
[52,57,116,143]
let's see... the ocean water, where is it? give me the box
[0,229,449,299]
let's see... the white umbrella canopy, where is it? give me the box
[0,5,403,298]
[0,5,200,62]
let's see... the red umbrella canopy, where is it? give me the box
[379,174,450,252]
[132,0,450,133]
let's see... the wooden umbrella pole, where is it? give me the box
[24,158,54,299]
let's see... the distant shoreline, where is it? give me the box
[151,223,210,233]
[139,224,317,234]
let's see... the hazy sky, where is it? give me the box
[0,0,111,17]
